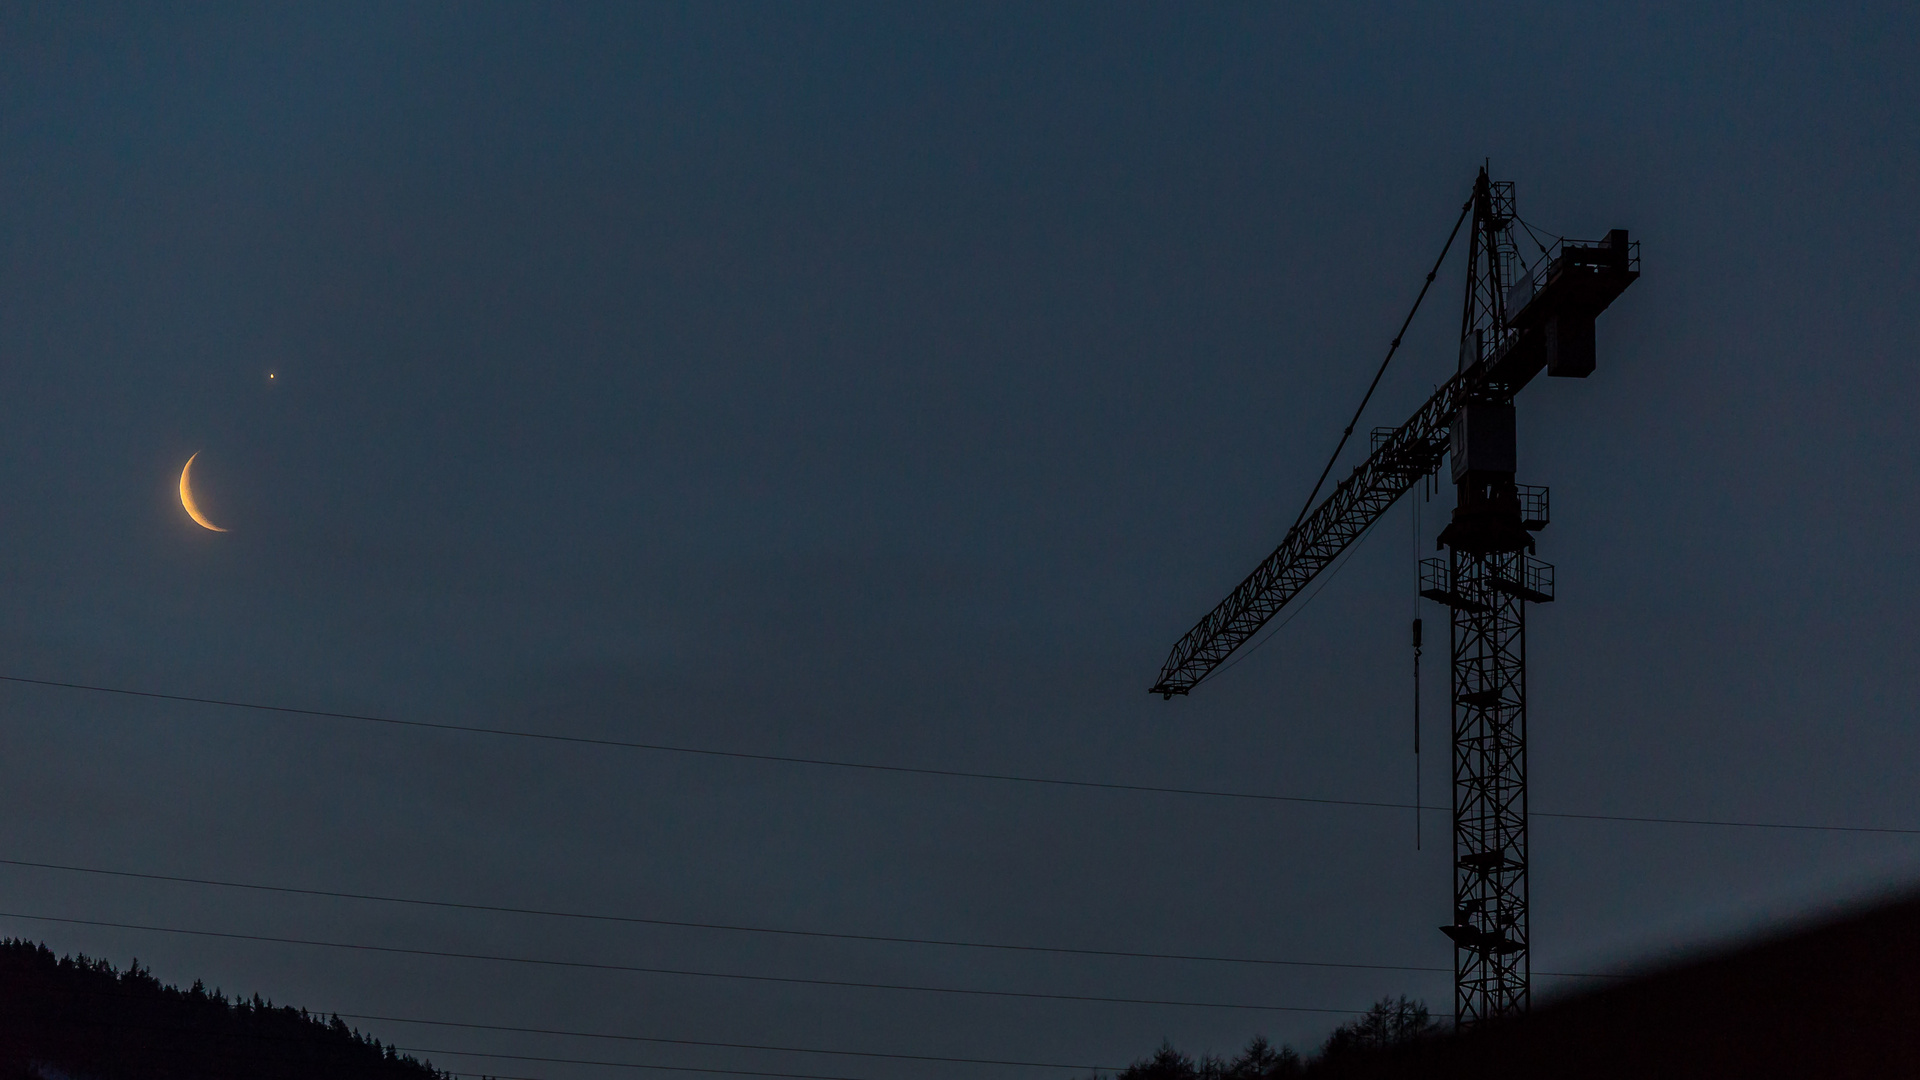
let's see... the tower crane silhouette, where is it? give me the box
[1150,168,1639,1027]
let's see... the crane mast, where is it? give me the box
[1150,169,1638,1027]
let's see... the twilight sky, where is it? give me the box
[1,3,1916,1077]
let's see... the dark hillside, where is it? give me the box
[0,940,443,1080]
[1309,887,1920,1079]
[1105,887,1920,1079]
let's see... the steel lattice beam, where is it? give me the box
[1444,547,1531,1025]
[1149,375,1463,697]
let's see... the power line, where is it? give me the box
[0,856,1462,977]
[1530,809,1920,834]
[5,673,1915,837]
[407,1054,879,1080]
[433,1073,557,1080]
[0,674,1398,809]
[400,1044,1037,1080]
[0,855,1620,979]
[439,1068,837,1076]
[15,978,1123,1072]
[408,1049,907,1080]
[0,910,1371,1015]
[350,1012,1118,1071]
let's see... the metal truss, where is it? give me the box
[1151,170,1621,699]
[1444,546,1534,1027]
[1151,375,1455,697]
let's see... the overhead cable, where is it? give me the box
[0,855,1467,976]
[0,909,1372,1015]
[14,979,1122,1072]
[399,1045,1043,1080]
[4,674,1913,837]
[353,1012,1118,1070]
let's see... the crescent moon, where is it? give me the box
[179,452,228,532]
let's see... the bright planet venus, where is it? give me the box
[178,452,227,532]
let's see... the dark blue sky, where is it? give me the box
[1,2,1916,1076]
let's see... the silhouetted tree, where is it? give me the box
[1317,996,1440,1061]
[1103,1035,1305,1080]
[1223,1036,1303,1080]
[1100,998,1436,1080]
[1119,1041,1198,1080]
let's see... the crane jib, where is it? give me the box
[1144,216,1643,699]
[1149,228,1638,698]
[1148,369,1469,697]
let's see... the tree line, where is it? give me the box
[1092,996,1442,1080]
[0,939,446,1080]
